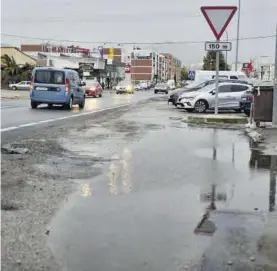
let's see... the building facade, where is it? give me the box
[1,46,37,66]
[161,53,182,82]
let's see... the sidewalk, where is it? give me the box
[1,89,29,99]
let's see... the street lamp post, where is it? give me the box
[235,0,241,71]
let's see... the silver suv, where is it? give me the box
[178,82,252,113]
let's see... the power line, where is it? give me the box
[1,33,276,45]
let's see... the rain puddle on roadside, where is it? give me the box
[194,137,277,270]
[47,102,277,271]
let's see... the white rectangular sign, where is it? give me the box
[205,41,232,51]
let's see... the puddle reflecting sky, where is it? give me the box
[48,102,277,271]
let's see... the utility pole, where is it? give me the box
[273,25,277,126]
[215,44,220,115]
[235,0,241,71]
[225,31,229,70]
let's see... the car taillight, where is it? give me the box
[65,78,70,92]
[30,76,34,91]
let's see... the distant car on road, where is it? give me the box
[178,82,252,113]
[154,83,170,94]
[30,67,86,109]
[9,81,31,90]
[84,81,103,98]
[116,81,134,94]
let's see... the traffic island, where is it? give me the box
[183,114,248,126]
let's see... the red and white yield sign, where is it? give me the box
[201,6,237,40]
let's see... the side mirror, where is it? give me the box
[210,90,215,95]
[80,81,86,87]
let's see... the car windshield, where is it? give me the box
[87,82,98,87]
[118,81,130,86]
[156,83,167,87]
[34,70,65,85]
[238,74,248,80]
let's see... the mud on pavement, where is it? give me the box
[2,99,277,271]
[1,99,169,271]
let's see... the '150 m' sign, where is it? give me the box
[205,42,232,51]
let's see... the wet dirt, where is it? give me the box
[2,100,276,271]
[47,101,276,271]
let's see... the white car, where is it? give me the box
[178,82,252,113]
[9,81,31,90]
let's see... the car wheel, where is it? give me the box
[12,86,17,90]
[166,91,168,95]
[31,101,37,109]
[48,104,53,109]
[235,108,242,113]
[79,97,85,109]
[154,91,157,94]
[116,92,119,94]
[65,96,73,110]
[99,93,102,97]
[194,99,208,113]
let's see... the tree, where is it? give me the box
[1,54,20,76]
[202,51,229,71]
[180,66,188,81]
[1,55,34,86]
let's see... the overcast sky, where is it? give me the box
[1,0,277,65]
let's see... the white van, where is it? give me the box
[167,79,176,90]
[194,70,249,83]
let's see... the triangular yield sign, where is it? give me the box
[201,6,237,40]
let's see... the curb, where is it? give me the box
[183,115,248,125]
[244,127,264,143]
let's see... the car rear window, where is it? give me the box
[35,70,65,85]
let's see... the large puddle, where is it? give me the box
[46,102,277,270]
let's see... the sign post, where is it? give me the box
[201,6,237,114]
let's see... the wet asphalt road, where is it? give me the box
[42,101,276,270]
[1,91,153,130]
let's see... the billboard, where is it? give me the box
[133,50,151,60]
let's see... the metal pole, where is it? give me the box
[235,0,241,71]
[225,31,228,70]
[272,25,277,126]
[215,45,220,115]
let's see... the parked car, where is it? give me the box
[240,90,254,116]
[9,81,31,90]
[178,82,252,113]
[115,81,134,94]
[135,83,143,91]
[84,81,103,98]
[169,79,251,107]
[30,67,86,109]
[154,83,170,94]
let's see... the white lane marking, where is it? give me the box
[1,126,18,132]
[19,122,40,128]
[1,103,131,133]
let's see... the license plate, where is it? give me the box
[36,87,48,91]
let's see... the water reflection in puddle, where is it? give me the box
[108,148,133,196]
